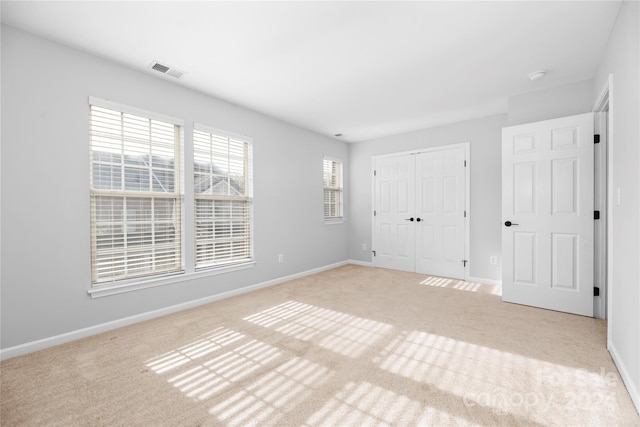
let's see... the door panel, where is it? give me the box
[551,158,577,214]
[514,231,536,284]
[502,113,594,316]
[551,233,577,289]
[374,155,415,271]
[513,162,536,214]
[415,148,465,278]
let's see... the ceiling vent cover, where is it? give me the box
[149,61,185,79]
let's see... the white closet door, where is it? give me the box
[415,148,466,279]
[373,154,416,272]
[373,146,467,278]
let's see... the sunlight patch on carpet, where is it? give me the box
[145,327,245,374]
[244,300,393,357]
[373,329,621,421]
[167,339,282,400]
[145,327,284,401]
[419,276,501,295]
[208,357,332,426]
[304,380,478,426]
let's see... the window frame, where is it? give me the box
[193,123,255,271]
[89,97,185,287]
[323,156,344,224]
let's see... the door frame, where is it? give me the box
[593,74,613,323]
[371,142,470,280]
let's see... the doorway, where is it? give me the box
[593,75,612,321]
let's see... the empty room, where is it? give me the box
[1,1,639,426]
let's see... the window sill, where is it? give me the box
[324,219,344,225]
[87,261,256,298]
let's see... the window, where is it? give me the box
[193,125,253,269]
[323,157,343,222]
[89,99,183,284]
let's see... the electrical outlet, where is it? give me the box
[278,254,284,263]
[490,256,498,265]
[362,243,367,251]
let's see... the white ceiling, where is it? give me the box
[1,1,622,142]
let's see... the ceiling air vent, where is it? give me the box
[149,61,185,79]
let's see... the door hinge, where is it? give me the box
[372,250,376,257]
[374,210,377,217]
[464,210,467,218]
[594,134,600,144]
[374,170,377,176]
[594,210,600,220]
[462,260,467,267]
[464,160,467,167]
[594,287,600,296]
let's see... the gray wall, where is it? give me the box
[0,26,349,349]
[507,79,594,126]
[593,0,639,409]
[348,114,507,282]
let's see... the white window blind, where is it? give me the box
[193,125,253,269]
[323,157,343,222]
[89,104,183,284]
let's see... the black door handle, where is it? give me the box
[504,221,519,227]
[416,218,422,222]
[405,217,414,222]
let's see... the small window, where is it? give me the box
[323,157,343,222]
[89,101,183,284]
[193,125,253,269]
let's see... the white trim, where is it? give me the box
[88,261,256,298]
[347,259,373,267]
[593,110,608,320]
[345,263,499,287]
[594,75,615,354]
[1,261,348,361]
[609,341,640,414]
[464,144,471,281]
[371,142,471,280]
[193,122,253,144]
[88,96,184,126]
[593,74,612,112]
[323,155,343,164]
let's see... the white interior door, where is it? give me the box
[415,148,466,279]
[373,154,415,271]
[502,113,594,316]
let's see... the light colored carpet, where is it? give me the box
[1,265,638,426]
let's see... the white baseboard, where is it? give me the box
[609,340,640,415]
[466,275,502,287]
[0,260,349,361]
[344,263,500,285]
[347,259,373,267]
